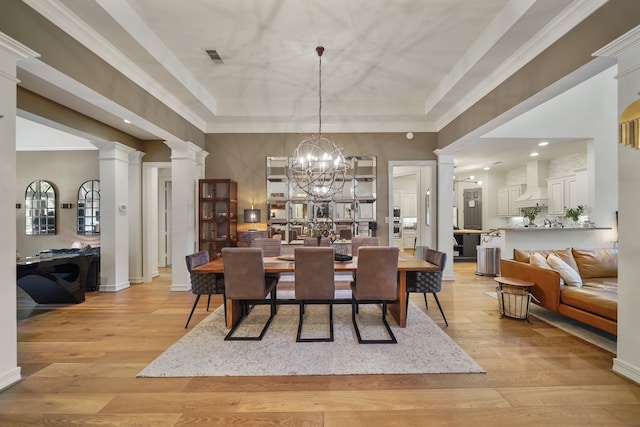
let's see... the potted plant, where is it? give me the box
[565,205,585,224]
[521,204,542,227]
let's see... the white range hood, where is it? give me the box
[514,160,549,208]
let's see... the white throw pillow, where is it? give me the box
[530,252,551,269]
[530,252,564,285]
[547,253,583,287]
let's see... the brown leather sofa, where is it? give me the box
[500,248,618,336]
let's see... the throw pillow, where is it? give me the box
[530,252,564,285]
[530,252,551,269]
[547,253,583,287]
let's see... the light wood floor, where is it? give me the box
[3,261,639,426]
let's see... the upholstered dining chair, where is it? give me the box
[222,247,278,341]
[303,237,331,247]
[252,237,282,281]
[294,247,335,342]
[351,236,378,256]
[350,246,399,344]
[185,251,225,328]
[405,248,448,326]
[252,237,282,256]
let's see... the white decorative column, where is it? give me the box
[0,32,38,390]
[128,150,145,283]
[595,26,640,384]
[165,140,201,292]
[435,151,455,281]
[95,141,135,292]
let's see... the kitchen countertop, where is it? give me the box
[454,229,489,234]
[497,227,612,231]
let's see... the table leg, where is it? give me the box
[225,298,242,329]
[388,271,407,327]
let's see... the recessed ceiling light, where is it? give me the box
[123,119,132,124]
[530,152,539,157]
[538,141,549,146]
[483,167,490,170]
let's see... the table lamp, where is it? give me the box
[244,208,261,231]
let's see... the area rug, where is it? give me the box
[484,291,617,354]
[138,291,484,377]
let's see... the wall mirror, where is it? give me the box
[77,179,100,235]
[25,180,57,235]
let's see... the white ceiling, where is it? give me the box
[15,0,609,172]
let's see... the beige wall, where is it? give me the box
[205,132,437,243]
[16,151,101,257]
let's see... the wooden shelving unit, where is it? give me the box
[198,179,238,258]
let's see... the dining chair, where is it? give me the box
[405,248,448,326]
[294,247,335,342]
[350,246,399,344]
[185,251,225,328]
[351,236,378,256]
[303,237,331,247]
[252,237,282,281]
[222,247,278,340]
[252,237,282,256]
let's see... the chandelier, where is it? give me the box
[291,46,349,200]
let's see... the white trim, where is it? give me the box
[0,32,39,60]
[0,367,22,392]
[612,358,640,385]
[593,25,640,58]
[22,0,207,131]
[99,281,130,293]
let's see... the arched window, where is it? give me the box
[25,180,57,235]
[77,180,100,235]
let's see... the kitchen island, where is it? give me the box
[481,227,616,259]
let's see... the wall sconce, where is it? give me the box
[244,208,261,231]
[61,203,74,209]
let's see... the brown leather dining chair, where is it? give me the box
[351,236,378,256]
[294,247,335,342]
[222,248,278,341]
[252,237,282,281]
[350,246,399,344]
[185,251,225,328]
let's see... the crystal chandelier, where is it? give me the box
[291,46,349,200]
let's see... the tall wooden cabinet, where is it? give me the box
[198,179,238,258]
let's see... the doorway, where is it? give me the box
[463,188,482,230]
[388,161,436,251]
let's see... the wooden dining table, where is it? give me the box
[193,252,438,329]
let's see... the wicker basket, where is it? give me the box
[496,286,532,320]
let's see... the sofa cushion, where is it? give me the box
[572,248,618,279]
[514,248,579,272]
[560,286,618,321]
[547,254,583,287]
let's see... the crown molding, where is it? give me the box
[434,0,608,130]
[0,32,39,61]
[22,0,207,132]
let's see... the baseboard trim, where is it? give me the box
[613,357,640,385]
[0,367,22,392]
[99,281,131,292]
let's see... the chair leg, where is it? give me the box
[184,294,201,328]
[432,293,448,327]
[297,301,334,342]
[423,293,428,310]
[206,294,212,312]
[351,297,397,344]
[225,294,277,341]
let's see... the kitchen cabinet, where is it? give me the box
[402,193,417,217]
[453,231,481,261]
[497,185,525,217]
[403,228,416,249]
[547,174,585,215]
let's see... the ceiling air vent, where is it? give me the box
[205,49,223,64]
